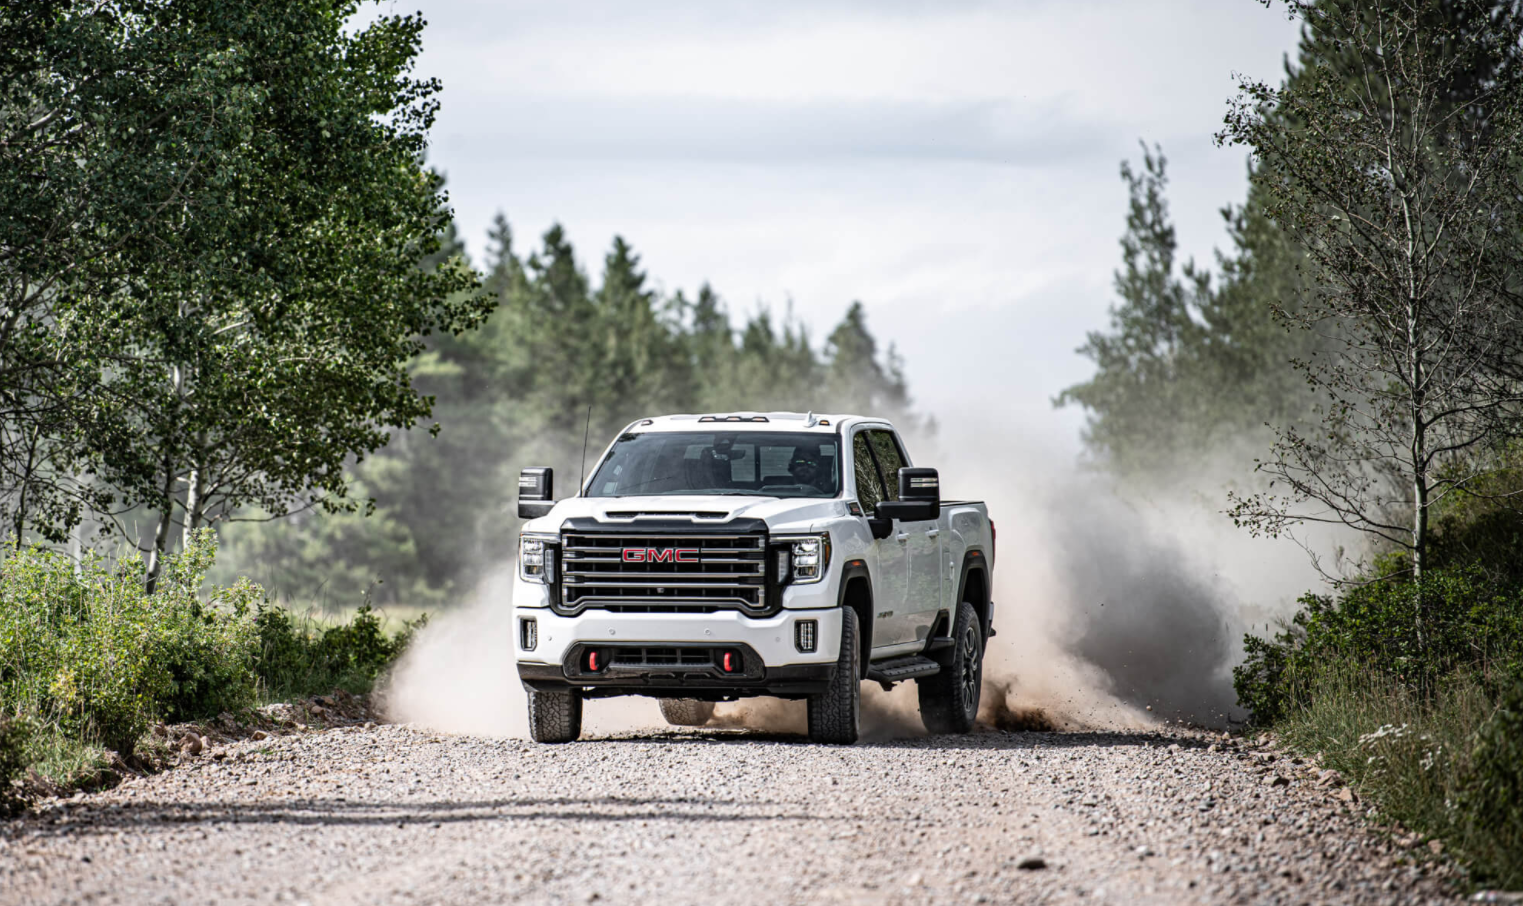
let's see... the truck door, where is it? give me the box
[851,428,906,650]
[869,429,943,644]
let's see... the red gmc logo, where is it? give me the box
[622,548,699,563]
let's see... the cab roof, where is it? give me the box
[625,412,877,433]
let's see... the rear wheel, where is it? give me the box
[659,698,715,727]
[917,600,983,734]
[527,688,583,743]
[807,607,861,744]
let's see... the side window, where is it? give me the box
[869,430,906,501]
[851,431,886,514]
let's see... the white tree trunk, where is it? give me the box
[182,463,203,550]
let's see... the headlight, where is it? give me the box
[778,533,830,585]
[519,535,557,584]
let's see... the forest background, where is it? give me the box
[3,0,1523,886]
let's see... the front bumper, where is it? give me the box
[517,659,836,699]
[512,603,844,700]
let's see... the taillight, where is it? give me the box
[990,519,996,552]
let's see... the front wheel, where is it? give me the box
[807,607,861,744]
[527,688,583,743]
[659,699,715,727]
[917,600,983,734]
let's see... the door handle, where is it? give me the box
[895,532,909,543]
[926,529,940,539]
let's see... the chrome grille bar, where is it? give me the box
[556,530,769,616]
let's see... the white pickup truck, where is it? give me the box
[512,412,995,744]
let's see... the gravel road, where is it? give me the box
[0,717,1461,905]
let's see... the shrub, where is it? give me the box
[0,531,261,755]
[1461,679,1523,887]
[1278,669,1523,889]
[1234,566,1523,725]
[149,541,262,723]
[0,531,421,790]
[0,716,29,815]
[255,603,424,701]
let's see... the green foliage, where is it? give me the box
[1426,450,1523,587]
[0,531,260,755]
[218,220,924,607]
[1235,567,1523,725]
[0,716,29,815]
[1055,144,1322,482]
[0,530,419,794]
[1219,0,1523,579]
[1276,669,1520,889]
[1061,1,1523,498]
[0,0,485,572]
[1461,680,1523,883]
[254,604,424,701]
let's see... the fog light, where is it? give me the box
[795,620,817,653]
[520,617,537,651]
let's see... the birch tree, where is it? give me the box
[91,2,483,589]
[0,0,272,542]
[1219,0,1523,638]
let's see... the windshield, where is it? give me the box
[586,431,841,498]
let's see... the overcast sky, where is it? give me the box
[392,0,1302,452]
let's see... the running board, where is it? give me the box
[866,655,941,685]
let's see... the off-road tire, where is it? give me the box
[659,699,716,727]
[917,600,983,735]
[807,607,861,744]
[527,688,583,743]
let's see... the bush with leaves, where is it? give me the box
[255,604,424,702]
[0,716,29,815]
[0,531,260,755]
[1235,566,1523,725]
[1460,679,1523,883]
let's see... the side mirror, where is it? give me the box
[876,467,940,522]
[518,467,555,519]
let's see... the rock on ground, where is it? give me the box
[0,721,1461,905]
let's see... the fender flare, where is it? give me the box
[954,549,993,639]
[837,559,874,676]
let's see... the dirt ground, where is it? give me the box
[0,715,1463,906]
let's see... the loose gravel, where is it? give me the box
[0,720,1462,905]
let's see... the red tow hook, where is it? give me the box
[721,650,740,673]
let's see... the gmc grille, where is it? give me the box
[558,531,770,616]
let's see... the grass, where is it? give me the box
[284,603,430,639]
[1275,668,1521,890]
[22,731,110,789]
[0,534,424,797]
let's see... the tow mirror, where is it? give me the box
[518,467,555,519]
[876,467,940,523]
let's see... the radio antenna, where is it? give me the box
[578,405,593,495]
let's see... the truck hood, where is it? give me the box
[521,495,844,535]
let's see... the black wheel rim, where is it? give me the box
[960,622,980,716]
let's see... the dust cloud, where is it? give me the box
[931,422,1346,731]
[708,683,926,740]
[382,566,669,737]
[381,568,528,737]
[385,422,1344,739]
